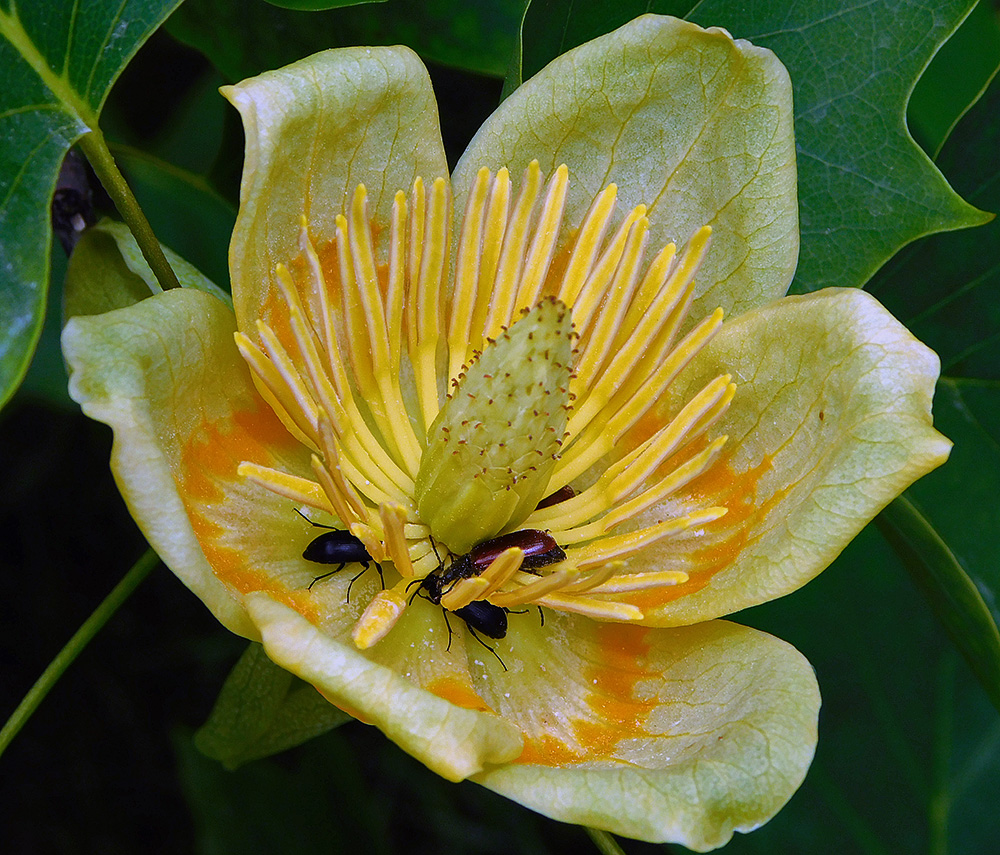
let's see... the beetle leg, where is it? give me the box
[308,561,347,590]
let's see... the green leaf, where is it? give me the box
[195,642,352,770]
[176,729,396,855]
[265,0,384,9]
[515,0,990,294]
[0,0,183,409]
[907,0,1000,158]
[168,0,524,81]
[724,525,1000,853]
[868,72,1000,713]
[877,494,1000,714]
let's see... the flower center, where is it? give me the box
[234,161,733,648]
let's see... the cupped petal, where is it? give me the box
[472,616,819,849]
[62,289,264,637]
[246,593,524,781]
[455,14,797,326]
[224,46,449,328]
[632,288,952,624]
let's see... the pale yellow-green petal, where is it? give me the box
[62,288,263,637]
[455,14,797,326]
[223,46,450,328]
[471,616,819,850]
[246,594,524,781]
[632,288,951,624]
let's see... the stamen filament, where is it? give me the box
[379,503,414,577]
[557,183,618,306]
[412,178,450,432]
[570,506,727,569]
[600,435,729,528]
[572,215,649,389]
[237,462,334,515]
[448,167,492,383]
[570,205,647,337]
[512,163,569,313]
[489,567,582,607]
[311,453,364,529]
[583,569,690,593]
[235,331,319,451]
[468,168,511,355]
[485,161,543,338]
[553,307,725,486]
[535,593,643,621]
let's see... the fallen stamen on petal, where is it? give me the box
[353,580,409,648]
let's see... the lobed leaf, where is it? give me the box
[868,72,1000,713]
[514,0,990,294]
[0,0,183,409]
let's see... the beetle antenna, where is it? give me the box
[295,507,335,529]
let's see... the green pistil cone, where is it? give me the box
[416,298,574,554]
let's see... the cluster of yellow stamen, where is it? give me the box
[235,160,734,648]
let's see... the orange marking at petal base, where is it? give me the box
[181,404,297,502]
[621,398,671,451]
[627,451,783,610]
[427,677,493,713]
[179,401,324,622]
[517,732,584,765]
[517,624,655,766]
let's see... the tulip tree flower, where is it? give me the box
[62,15,950,851]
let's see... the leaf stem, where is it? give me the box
[585,828,627,855]
[929,654,954,855]
[77,129,180,291]
[0,549,159,758]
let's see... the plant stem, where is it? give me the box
[77,129,180,291]
[585,828,627,855]
[0,549,159,758]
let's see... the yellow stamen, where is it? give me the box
[583,569,691,593]
[440,547,525,610]
[412,177,450,432]
[535,594,643,621]
[488,567,582,607]
[379,502,415,578]
[237,462,335,515]
[448,167,493,384]
[484,161,543,338]
[554,306,726,486]
[557,183,619,306]
[570,204,647,338]
[512,163,569,313]
[353,579,409,648]
[234,166,735,646]
[570,506,727,570]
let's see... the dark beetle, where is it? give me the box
[420,528,566,640]
[301,521,381,594]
